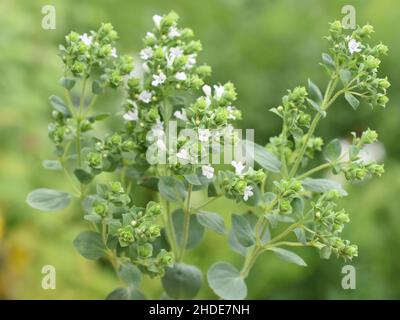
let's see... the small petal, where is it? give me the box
[202,165,214,179]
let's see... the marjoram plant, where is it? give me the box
[27,12,389,300]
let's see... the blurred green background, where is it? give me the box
[1,0,399,299]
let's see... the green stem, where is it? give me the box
[193,194,222,211]
[280,123,289,177]
[240,246,262,278]
[178,184,193,262]
[296,162,331,180]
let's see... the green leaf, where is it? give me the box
[196,211,225,235]
[184,173,202,186]
[59,77,76,90]
[228,230,248,256]
[291,197,304,217]
[207,262,247,300]
[83,214,101,223]
[231,214,255,247]
[322,53,335,68]
[244,140,281,173]
[49,95,70,116]
[162,263,202,299]
[158,176,187,202]
[26,188,72,211]
[73,168,94,185]
[92,80,104,95]
[88,113,111,122]
[118,263,142,287]
[319,246,332,259]
[324,139,342,162]
[269,247,307,266]
[207,183,218,197]
[345,92,360,110]
[42,160,62,171]
[301,178,347,196]
[293,227,307,244]
[307,98,326,117]
[138,176,159,192]
[339,69,352,85]
[308,79,323,102]
[106,287,146,300]
[73,231,106,260]
[172,209,204,249]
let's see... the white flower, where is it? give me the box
[175,72,187,81]
[214,85,225,100]
[177,148,190,160]
[231,160,245,175]
[168,25,181,39]
[174,109,188,121]
[110,48,118,58]
[186,54,197,69]
[199,129,211,142]
[140,47,153,60]
[227,106,236,120]
[153,15,163,29]
[150,119,164,140]
[139,90,152,103]
[152,71,167,87]
[122,100,138,121]
[202,84,212,107]
[202,165,214,179]
[348,38,362,55]
[79,33,93,46]
[243,186,254,201]
[145,32,155,40]
[166,47,184,67]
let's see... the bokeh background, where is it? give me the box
[1,0,399,299]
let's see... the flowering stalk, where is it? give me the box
[27,15,389,300]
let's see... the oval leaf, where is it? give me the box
[118,263,142,287]
[301,178,347,196]
[158,176,187,202]
[42,160,62,171]
[162,263,202,299]
[345,92,360,110]
[49,95,70,116]
[172,209,204,249]
[74,168,94,185]
[106,287,146,300]
[73,231,106,260]
[308,79,323,102]
[207,262,247,300]
[269,247,307,267]
[196,211,225,235]
[231,214,255,247]
[26,188,72,211]
[324,139,342,162]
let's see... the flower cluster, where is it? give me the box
[337,129,384,181]
[217,161,265,203]
[326,21,390,108]
[60,23,133,87]
[87,182,174,277]
[305,190,357,260]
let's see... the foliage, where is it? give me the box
[26,12,389,300]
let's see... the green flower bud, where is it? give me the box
[120,55,134,75]
[298,113,311,126]
[146,107,159,122]
[181,28,194,40]
[99,44,112,57]
[224,82,237,101]
[375,43,389,56]
[361,129,378,144]
[329,21,342,34]
[189,75,204,89]
[163,11,179,28]
[108,70,123,88]
[377,94,389,107]
[101,23,114,34]
[127,77,141,92]
[109,133,122,146]
[93,200,107,216]
[148,224,161,238]
[80,119,92,132]
[118,226,134,246]
[370,163,384,176]
[343,244,358,259]
[71,61,86,76]
[146,201,162,216]
[233,180,247,194]
[355,168,366,180]
[110,181,123,193]
[157,250,174,266]
[137,243,153,258]
[378,78,391,89]
[358,24,374,37]
[279,199,291,212]
[153,47,164,60]
[335,210,350,224]
[196,65,212,78]
[87,152,103,169]
[215,108,229,124]
[186,40,202,53]
[66,31,80,43]
[121,140,134,152]
[364,55,381,69]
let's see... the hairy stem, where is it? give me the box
[178,184,193,262]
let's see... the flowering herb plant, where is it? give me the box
[27,13,389,300]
